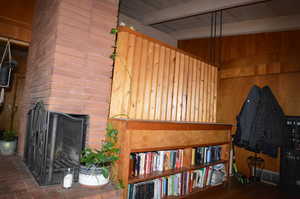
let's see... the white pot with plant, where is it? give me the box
[79,123,120,186]
[0,130,17,155]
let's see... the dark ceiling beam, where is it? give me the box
[143,0,266,25]
[171,14,300,40]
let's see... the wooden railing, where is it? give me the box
[109,27,217,122]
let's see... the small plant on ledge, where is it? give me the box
[79,123,120,187]
[0,130,18,156]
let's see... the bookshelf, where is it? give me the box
[110,119,232,199]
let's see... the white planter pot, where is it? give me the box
[0,140,17,155]
[78,166,109,186]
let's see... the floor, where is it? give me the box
[0,155,121,199]
[188,178,299,199]
[0,155,299,199]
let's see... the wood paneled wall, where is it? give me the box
[178,30,300,176]
[0,54,27,133]
[110,27,218,122]
[0,0,35,42]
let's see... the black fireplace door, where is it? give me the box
[24,102,88,186]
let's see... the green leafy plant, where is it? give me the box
[110,28,118,34]
[116,179,125,189]
[110,52,117,60]
[1,130,17,141]
[110,28,118,61]
[80,123,120,178]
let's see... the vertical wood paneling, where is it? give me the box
[143,41,154,119]
[176,53,185,121]
[191,59,200,122]
[172,52,180,121]
[155,46,165,120]
[110,29,218,122]
[199,61,205,121]
[181,55,189,121]
[202,63,208,121]
[110,32,129,117]
[213,67,218,122]
[121,34,136,116]
[207,65,212,122]
[178,30,300,175]
[186,58,193,121]
[167,50,176,120]
[149,44,160,119]
[129,36,142,119]
[135,39,148,119]
[161,47,170,120]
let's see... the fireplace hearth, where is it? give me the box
[24,102,88,186]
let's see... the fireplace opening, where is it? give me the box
[24,102,88,186]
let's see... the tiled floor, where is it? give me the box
[0,155,121,199]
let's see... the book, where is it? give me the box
[191,148,195,165]
[131,149,184,177]
[192,145,222,166]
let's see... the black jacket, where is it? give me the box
[234,85,284,157]
[234,85,261,150]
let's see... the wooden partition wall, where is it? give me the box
[178,30,300,176]
[110,27,218,122]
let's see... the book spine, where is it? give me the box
[192,148,195,165]
[141,153,145,175]
[207,147,211,163]
[180,149,184,168]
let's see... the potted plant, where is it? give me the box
[0,130,17,155]
[79,123,120,186]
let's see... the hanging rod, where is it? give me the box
[0,36,29,47]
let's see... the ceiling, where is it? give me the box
[119,0,300,39]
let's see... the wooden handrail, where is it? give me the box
[109,118,232,131]
[117,26,214,67]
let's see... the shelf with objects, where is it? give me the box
[280,116,300,192]
[110,119,232,199]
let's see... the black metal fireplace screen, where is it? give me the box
[24,102,88,186]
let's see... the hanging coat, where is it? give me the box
[234,85,285,157]
[234,85,261,151]
[249,86,285,157]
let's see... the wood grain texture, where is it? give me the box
[129,130,229,151]
[109,31,129,118]
[0,0,35,42]
[110,119,129,199]
[110,27,218,122]
[110,119,232,199]
[178,30,300,176]
[110,119,232,131]
[0,55,27,133]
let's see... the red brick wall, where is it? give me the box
[18,0,119,155]
[18,0,60,155]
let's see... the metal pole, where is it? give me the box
[210,12,214,65]
[219,10,223,67]
[213,11,217,66]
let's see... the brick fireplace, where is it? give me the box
[18,0,119,156]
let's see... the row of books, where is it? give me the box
[128,172,189,199]
[192,146,222,165]
[128,163,226,199]
[190,163,226,190]
[130,150,184,176]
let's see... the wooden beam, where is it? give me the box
[171,14,300,40]
[143,0,265,25]
[0,36,30,47]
